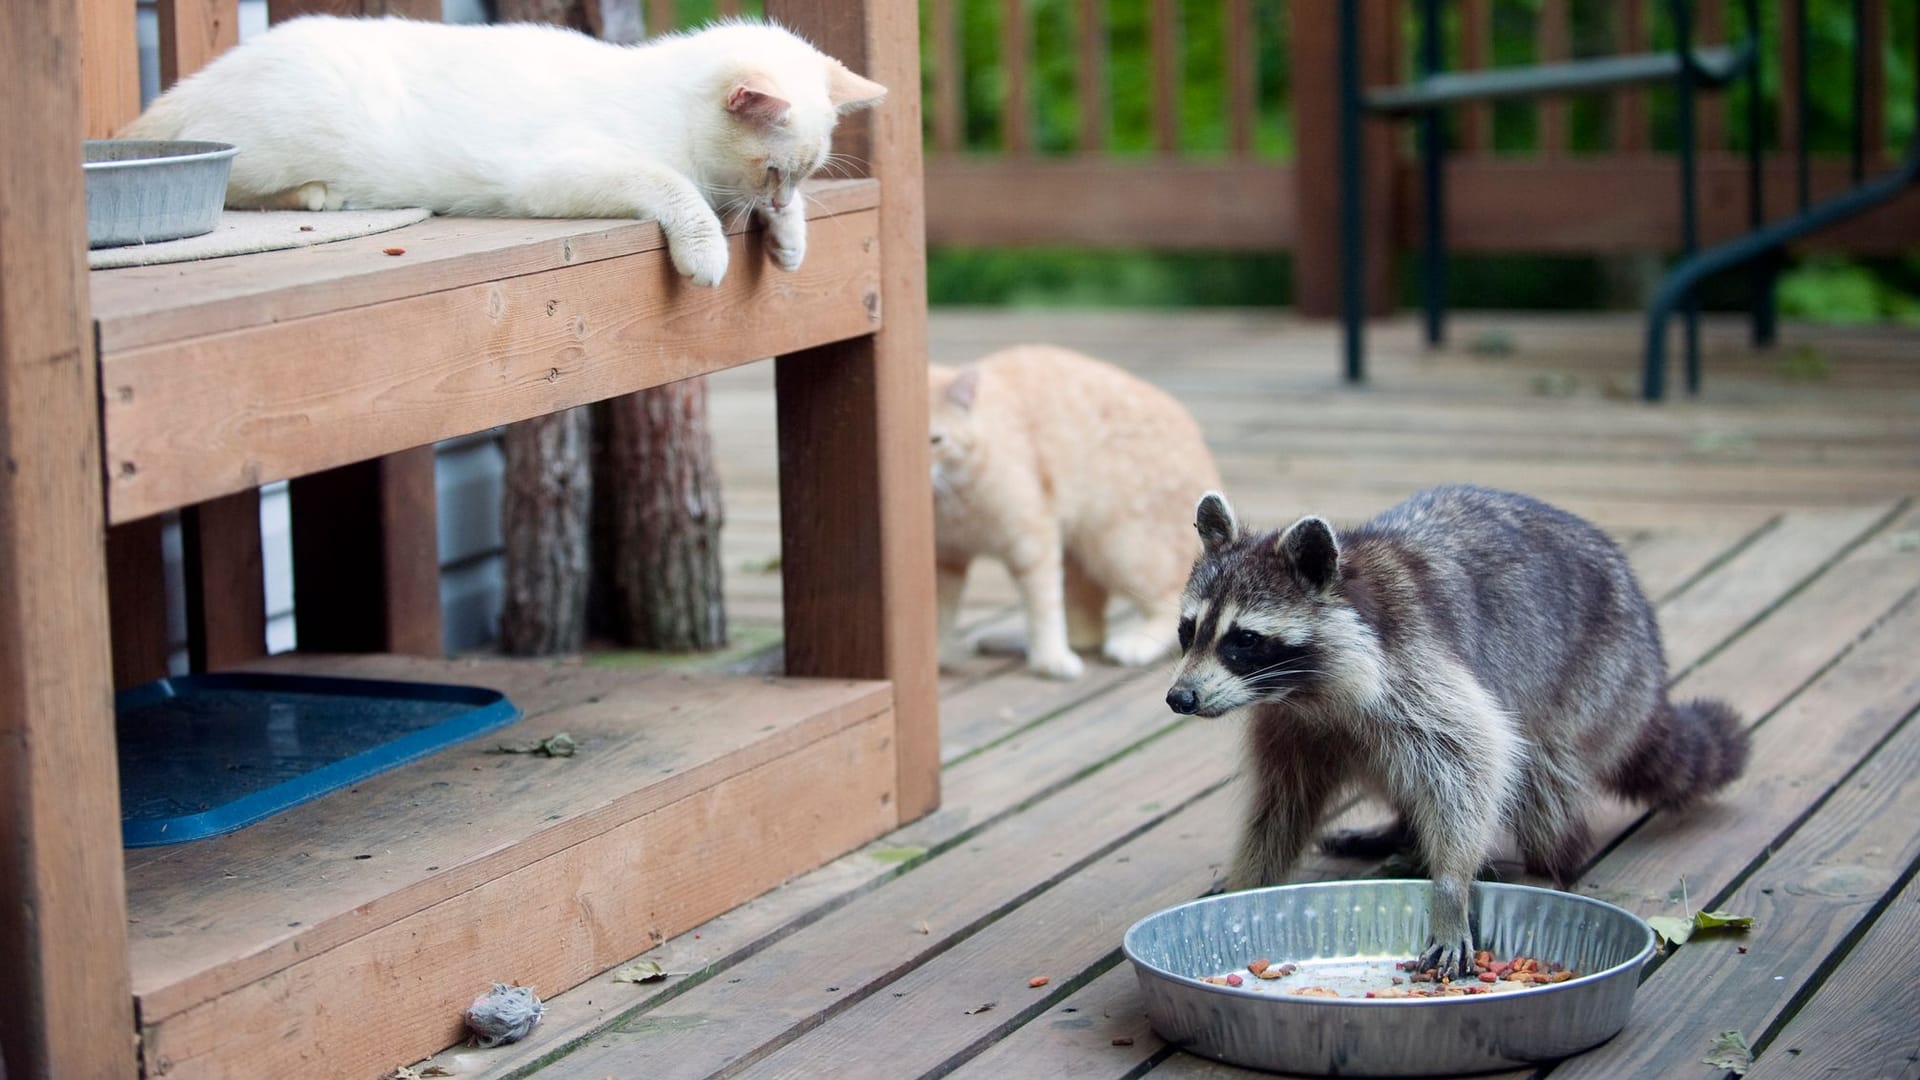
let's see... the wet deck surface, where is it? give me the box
[444,311,1920,1080]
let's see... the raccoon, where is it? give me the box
[1164,484,1750,976]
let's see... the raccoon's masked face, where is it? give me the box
[1166,492,1340,718]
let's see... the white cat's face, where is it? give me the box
[706,52,886,214]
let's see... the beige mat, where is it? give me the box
[89,207,432,269]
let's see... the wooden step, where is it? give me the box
[124,654,894,1079]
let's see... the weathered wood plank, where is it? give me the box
[1741,876,1920,1078]
[1549,592,1920,1079]
[1150,0,1178,155]
[1001,0,1030,154]
[142,704,896,1080]
[156,0,240,90]
[1077,0,1107,152]
[107,518,171,688]
[182,490,267,670]
[1224,0,1255,157]
[930,0,961,154]
[547,717,1238,1079]
[103,205,883,524]
[0,1,134,1075]
[127,656,891,1021]
[1538,0,1571,158]
[79,0,140,138]
[766,0,941,820]
[1613,0,1648,152]
[1461,0,1494,153]
[926,160,1294,249]
[89,177,878,353]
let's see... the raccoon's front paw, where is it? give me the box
[1026,647,1085,681]
[1417,934,1476,981]
[668,227,729,287]
[1101,627,1174,667]
[762,203,806,271]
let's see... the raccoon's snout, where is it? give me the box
[1167,686,1200,714]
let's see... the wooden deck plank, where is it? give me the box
[535,717,1240,1079]
[1741,875,1920,1079]
[1547,596,1920,1079]
[128,657,890,1021]
[88,178,878,353]
[431,635,1196,1078]
[104,206,882,524]
[726,785,1245,1080]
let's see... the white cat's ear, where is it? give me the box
[727,75,792,128]
[946,366,980,411]
[827,62,887,113]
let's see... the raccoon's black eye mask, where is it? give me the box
[1177,617,1196,652]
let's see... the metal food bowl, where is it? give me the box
[1123,880,1656,1077]
[84,140,237,249]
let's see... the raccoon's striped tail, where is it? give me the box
[1609,697,1750,811]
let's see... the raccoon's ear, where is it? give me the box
[1194,491,1239,553]
[1278,516,1340,592]
[946,366,981,411]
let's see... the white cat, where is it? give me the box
[123,16,886,286]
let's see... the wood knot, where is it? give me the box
[863,291,881,320]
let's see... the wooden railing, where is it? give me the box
[908,0,1917,316]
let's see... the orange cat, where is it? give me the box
[928,345,1223,679]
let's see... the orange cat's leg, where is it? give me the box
[1009,542,1083,680]
[935,559,973,672]
[1064,557,1108,653]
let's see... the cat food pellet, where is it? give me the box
[1247,958,1270,976]
[1111,1037,1135,1047]
[1028,976,1050,988]
[1478,972,1498,983]
[1224,973,1244,987]
[298,225,316,232]
[1292,986,1341,998]
[382,247,406,256]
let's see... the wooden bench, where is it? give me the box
[0,1,939,1076]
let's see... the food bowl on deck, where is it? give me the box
[84,139,237,248]
[1123,879,1656,1077]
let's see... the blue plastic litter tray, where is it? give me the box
[116,672,521,848]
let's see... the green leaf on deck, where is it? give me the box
[614,960,667,984]
[1704,1029,1752,1075]
[869,845,927,865]
[1890,531,1920,553]
[1649,908,1755,947]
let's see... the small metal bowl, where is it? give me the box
[1123,879,1656,1077]
[84,140,237,249]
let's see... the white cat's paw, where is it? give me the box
[1026,647,1085,681]
[1102,627,1175,667]
[670,230,729,287]
[764,206,806,271]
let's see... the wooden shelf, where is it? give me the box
[90,178,882,525]
[124,653,895,1078]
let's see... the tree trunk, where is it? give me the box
[607,379,728,651]
[498,407,594,655]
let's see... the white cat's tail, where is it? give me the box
[119,96,187,141]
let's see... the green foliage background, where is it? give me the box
[679,0,1917,320]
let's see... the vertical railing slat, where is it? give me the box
[1615,0,1648,151]
[157,0,240,91]
[1461,0,1493,154]
[1151,0,1179,155]
[1538,0,1570,158]
[1226,0,1256,157]
[1697,0,1726,149]
[1077,0,1107,152]
[645,0,674,36]
[1779,0,1805,184]
[1002,0,1030,154]
[1859,0,1887,169]
[931,0,961,155]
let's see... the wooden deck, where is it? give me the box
[421,311,1920,1080]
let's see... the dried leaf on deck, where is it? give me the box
[614,960,668,984]
[494,732,578,758]
[1703,1029,1752,1075]
[964,1001,997,1015]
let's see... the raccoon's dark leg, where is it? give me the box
[1229,718,1351,891]
[1063,556,1108,653]
[1514,753,1594,888]
[1318,816,1418,860]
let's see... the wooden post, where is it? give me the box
[0,0,137,1074]
[276,0,443,658]
[765,0,941,823]
[1290,0,1396,318]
